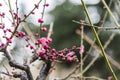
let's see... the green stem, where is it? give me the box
[80,25,84,78]
[81,0,118,80]
[101,0,120,27]
[83,76,106,80]
[83,0,112,61]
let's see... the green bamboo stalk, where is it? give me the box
[101,0,120,27]
[80,0,118,80]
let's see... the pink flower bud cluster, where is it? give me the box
[23,34,79,62]
[41,27,47,32]
[6,37,12,43]
[57,48,78,62]
[0,23,5,29]
[44,3,49,7]
[13,13,19,19]
[38,37,52,49]
[39,50,46,59]
[0,27,12,34]
[34,4,39,9]
[66,51,75,62]
[0,12,5,18]
[0,23,13,45]
[0,43,5,48]
[15,32,26,38]
[38,18,44,23]
[37,46,78,62]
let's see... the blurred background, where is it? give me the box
[49,0,120,79]
[0,0,120,80]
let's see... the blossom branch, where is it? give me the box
[21,0,42,22]
[30,22,54,63]
[1,49,33,80]
[13,72,28,80]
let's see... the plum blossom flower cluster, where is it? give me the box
[0,1,85,64]
[18,26,84,63]
[0,22,84,63]
[0,1,87,80]
[24,34,83,63]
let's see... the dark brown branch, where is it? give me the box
[13,72,28,80]
[30,53,39,63]
[2,48,33,80]
[25,65,34,80]
[36,61,51,80]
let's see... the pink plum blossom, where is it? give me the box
[79,45,84,54]
[66,51,75,57]
[38,18,44,23]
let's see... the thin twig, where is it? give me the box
[21,0,42,22]
[0,71,12,77]
[76,29,120,70]
[101,0,120,27]
[62,31,116,79]
[82,33,116,75]
[79,24,84,78]
[71,76,106,80]
[59,63,80,80]
[8,0,15,24]
[73,20,120,30]
[3,64,10,76]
